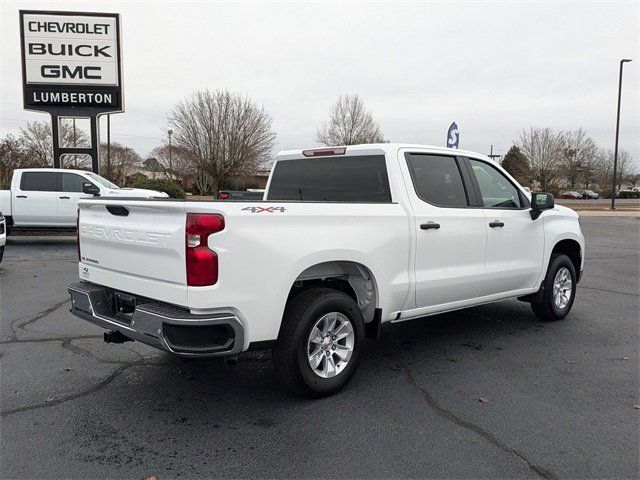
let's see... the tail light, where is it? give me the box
[219,192,229,200]
[186,213,225,286]
[76,208,80,262]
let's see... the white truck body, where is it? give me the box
[0,168,168,229]
[69,144,585,395]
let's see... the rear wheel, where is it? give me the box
[531,253,577,321]
[273,287,364,397]
[0,246,4,263]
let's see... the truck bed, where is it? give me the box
[77,196,411,348]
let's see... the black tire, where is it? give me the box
[272,287,365,398]
[0,246,4,263]
[531,253,577,321]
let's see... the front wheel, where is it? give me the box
[273,287,365,397]
[531,253,577,321]
[0,246,4,263]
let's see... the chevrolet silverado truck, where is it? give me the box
[0,168,168,231]
[68,144,585,397]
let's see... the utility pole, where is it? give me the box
[611,58,632,210]
[168,129,173,172]
[488,144,501,163]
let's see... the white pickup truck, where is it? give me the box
[0,168,168,230]
[68,144,585,397]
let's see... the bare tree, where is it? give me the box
[517,127,566,190]
[316,94,386,146]
[616,150,634,188]
[0,135,30,188]
[148,143,196,184]
[562,128,598,188]
[168,89,276,196]
[589,148,634,194]
[99,142,141,185]
[19,120,90,168]
[606,150,633,190]
[20,122,54,166]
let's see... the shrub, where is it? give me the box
[221,177,262,191]
[127,178,186,199]
[599,188,615,199]
[544,186,561,198]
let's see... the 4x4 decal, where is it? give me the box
[242,206,287,213]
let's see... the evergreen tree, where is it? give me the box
[501,145,533,186]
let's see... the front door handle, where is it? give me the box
[489,221,505,228]
[420,222,441,230]
[16,195,27,198]
[59,196,70,199]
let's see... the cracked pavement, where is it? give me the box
[1,217,638,479]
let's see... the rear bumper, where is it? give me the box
[68,282,244,357]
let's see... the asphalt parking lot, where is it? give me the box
[1,216,638,479]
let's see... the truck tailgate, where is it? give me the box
[78,199,187,304]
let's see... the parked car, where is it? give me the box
[617,189,640,199]
[0,212,5,263]
[68,144,585,397]
[561,191,582,199]
[0,168,169,231]
[576,189,599,200]
[219,189,265,201]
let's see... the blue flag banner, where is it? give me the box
[446,122,459,149]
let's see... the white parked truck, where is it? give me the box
[0,168,168,230]
[68,144,585,397]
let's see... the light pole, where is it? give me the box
[488,144,501,163]
[611,58,632,210]
[168,129,173,172]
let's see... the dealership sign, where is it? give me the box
[20,10,123,112]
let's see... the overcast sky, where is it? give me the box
[1,0,638,167]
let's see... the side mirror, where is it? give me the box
[530,192,554,220]
[82,182,100,196]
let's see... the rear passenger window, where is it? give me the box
[267,155,391,202]
[20,172,59,192]
[406,154,468,207]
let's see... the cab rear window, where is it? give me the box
[266,155,391,202]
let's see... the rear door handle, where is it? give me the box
[59,196,70,199]
[489,221,505,228]
[420,222,441,230]
[16,195,27,198]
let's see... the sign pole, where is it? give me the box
[51,114,61,168]
[107,114,111,174]
[90,116,100,173]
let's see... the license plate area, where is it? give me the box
[114,292,136,323]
